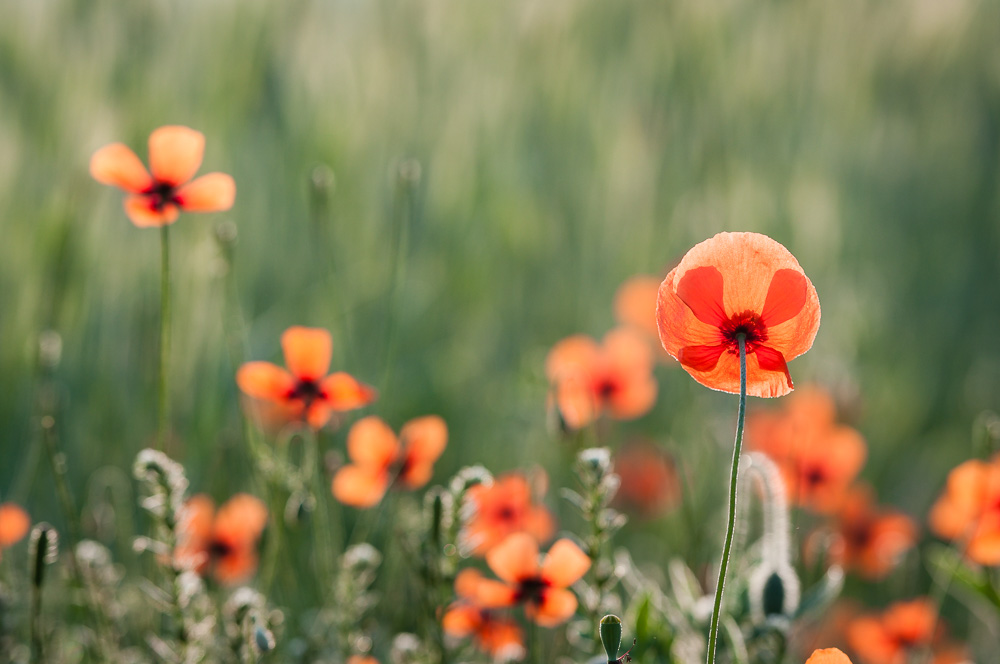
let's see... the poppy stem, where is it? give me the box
[706,334,746,664]
[158,224,171,451]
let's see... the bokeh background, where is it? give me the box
[2,0,999,653]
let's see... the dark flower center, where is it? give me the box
[208,538,233,560]
[290,379,324,405]
[514,576,551,605]
[144,181,179,211]
[720,310,768,353]
[803,466,827,487]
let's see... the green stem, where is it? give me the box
[706,335,746,664]
[307,430,337,600]
[158,224,171,451]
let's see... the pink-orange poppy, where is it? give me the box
[545,327,657,430]
[806,650,853,664]
[474,533,590,627]
[237,326,377,430]
[332,416,447,508]
[442,569,526,661]
[460,473,555,556]
[175,493,268,585]
[612,440,680,518]
[90,125,235,227]
[656,232,820,398]
[929,453,1000,565]
[824,485,916,579]
[845,599,964,664]
[0,503,30,561]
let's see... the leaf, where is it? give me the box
[926,543,1000,610]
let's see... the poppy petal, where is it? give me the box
[236,362,296,401]
[148,125,205,187]
[0,504,30,547]
[805,649,853,664]
[320,372,378,411]
[755,345,792,389]
[545,335,600,382]
[173,172,235,212]
[124,196,179,228]
[399,461,436,489]
[540,539,590,588]
[213,547,259,586]
[455,568,485,599]
[305,401,334,429]
[552,375,598,430]
[178,494,215,545]
[676,265,727,326]
[212,494,268,546]
[486,533,539,584]
[346,416,400,468]
[476,579,518,608]
[614,275,662,338]
[442,604,481,637]
[90,143,153,193]
[401,416,447,464]
[677,344,726,372]
[528,587,578,627]
[761,269,807,327]
[331,465,390,508]
[281,326,332,382]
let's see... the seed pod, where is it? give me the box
[600,614,622,663]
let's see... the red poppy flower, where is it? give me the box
[237,326,377,430]
[929,453,1000,565]
[442,569,526,661]
[175,493,268,585]
[656,232,820,398]
[332,415,447,508]
[90,125,235,227]
[460,473,555,556]
[823,485,916,579]
[0,503,30,561]
[845,599,965,664]
[612,440,681,518]
[474,533,590,627]
[806,650,853,664]
[545,327,657,430]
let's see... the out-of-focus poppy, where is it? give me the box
[656,232,820,398]
[332,416,447,508]
[929,453,1000,565]
[824,485,916,579]
[614,275,663,340]
[545,327,657,430]
[175,493,268,585]
[846,599,965,664]
[237,326,377,430]
[90,125,235,227]
[460,473,555,556]
[0,503,30,561]
[347,656,379,664]
[474,533,590,627]
[806,649,853,664]
[747,385,866,513]
[442,569,526,661]
[612,440,680,518]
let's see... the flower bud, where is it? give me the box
[600,614,622,663]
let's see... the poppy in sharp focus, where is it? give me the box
[332,415,447,508]
[237,326,377,430]
[442,569,526,661]
[806,650,853,664]
[545,327,657,430]
[845,599,965,664]
[656,232,820,398]
[460,472,555,556]
[90,125,235,227]
[929,453,1000,565]
[612,440,681,518]
[474,533,591,627]
[824,484,916,579]
[0,503,30,561]
[175,493,268,585]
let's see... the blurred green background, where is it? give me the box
[2,0,999,631]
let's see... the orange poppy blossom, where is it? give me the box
[656,232,820,398]
[90,125,235,227]
[845,599,967,664]
[614,275,664,341]
[612,440,680,518]
[929,452,1000,565]
[822,484,916,579]
[175,493,268,585]
[545,327,657,430]
[459,472,555,556]
[806,650,853,664]
[442,569,526,661]
[347,656,379,664]
[473,532,591,627]
[746,386,866,513]
[237,326,377,430]
[332,415,447,508]
[0,503,30,561]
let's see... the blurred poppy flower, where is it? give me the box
[846,599,965,664]
[545,327,657,430]
[175,493,268,585]
[474,533,590,626]
[332,415,447,508]
[237,326,377,430]
[0,503,30,561]
[90,125,235,227]
[460,472,555,556]
[656,232,820,398]
[612,440,680,518]
[747,385,866,513]
[443,569,526,661]
[823,485,916,579]
[347,656,379,664]
[614,275,663,341]
[806,650,853,664]
[929,453,1000,565]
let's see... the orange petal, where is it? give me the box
[332,465,390,508]
[545,335,600,382]
[676,265,727,326]
[124,195,179,228]
[401,416,447,464]
[174,173,235,212]
[213,547,259,586]
[614,275,662,338]
[148,125,205,187]
[455,568,485,599]
[528,587,578,627]
[178,494,215,545]
[0,503,30,547]
[442,603,481,637]
[805,649,853,664]
[90,143,153,193]
[400,461,436,489]
[846,616,897,664]
[346,416,400,468]
[486,533,539,583]
[306,401,334,429]
[540,539,591,587]
[320,372,378,411]
[212,494,268,547]
[236,362,296,401]
[281,326,332,382]
[476,579,518,608]
[677,344,726,372]
[553,375,598,430]
[755,345,792,389]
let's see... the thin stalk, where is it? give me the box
[306,429,337,599]
[706,335,746,664]
[158,224,172,451]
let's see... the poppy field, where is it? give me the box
[2,1,1000,663]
